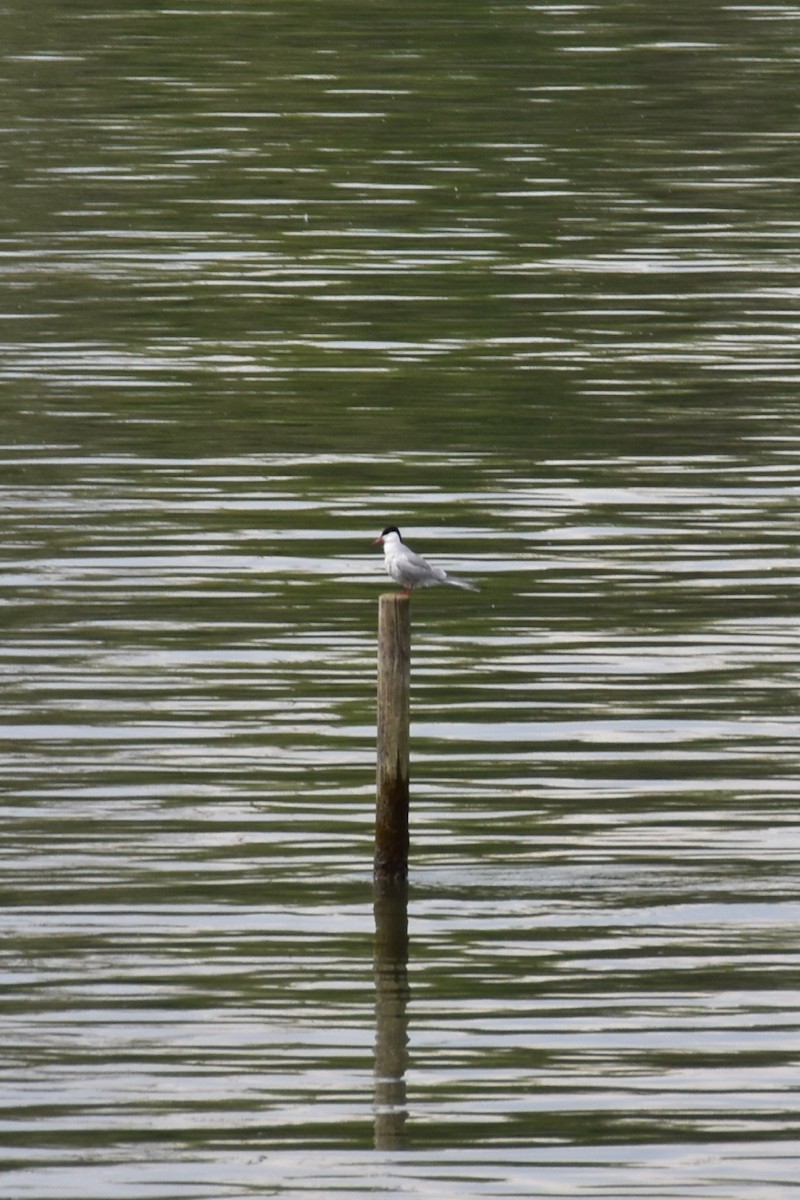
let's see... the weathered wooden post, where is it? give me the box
[374,593,410,880]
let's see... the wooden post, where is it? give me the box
[375,593,410,880]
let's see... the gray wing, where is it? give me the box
[396,546,447,587]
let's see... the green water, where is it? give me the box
[2,2,800,1196]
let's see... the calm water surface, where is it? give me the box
[2,2,800,1197]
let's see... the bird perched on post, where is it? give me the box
[373,526,478,594]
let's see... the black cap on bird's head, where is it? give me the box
[373,525,402,545]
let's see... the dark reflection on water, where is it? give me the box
[3,0,800,1196]
[373,879,409,1152]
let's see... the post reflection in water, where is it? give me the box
[372,878,410,1151]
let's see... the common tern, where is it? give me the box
[373,526,478,594]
